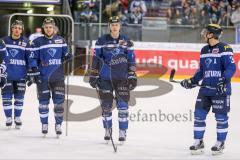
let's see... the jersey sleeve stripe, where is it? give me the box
[200,52,233,58]
[5,44,25,50]
[0,48,6,51]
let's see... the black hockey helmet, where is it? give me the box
[108,16,120,24]
[11,20,24,30]
[205,23,222,39]
[42,17,55,27]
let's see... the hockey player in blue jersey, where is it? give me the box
[180,24,236,155]
[0,40,7,88]
[28,18,72,137]
[1,20,31,129]
[89,16,137,143]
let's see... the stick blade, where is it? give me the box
[169,69,176,81]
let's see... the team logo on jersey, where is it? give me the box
[29,52,35,58]
[47,48,57,57]
[205,58,212,68]
[112,48,120,56]
[212,48,219,54]
[9,49,19,57]
[55,39,63,44]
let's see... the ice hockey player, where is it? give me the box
[1,20,31,129]
[28,17,72,137]
[0,40,7,88]
[89,16,137,143]
[180,24,236,155]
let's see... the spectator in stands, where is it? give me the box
[231,3,240,26]
[218,0,230,26]
[129,6,143,24]
[168,0,182,24]
[208,2,222,24]
[130,0,147,16]
[80,2,98,23]
[181,0,196,25]
[119,0,129,14]
[103,0,124,21]
[194,0,206,25]
[199,0,211,26]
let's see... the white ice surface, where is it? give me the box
[0,76,239,160]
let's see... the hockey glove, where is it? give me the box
[88,69,99,88]
[180,78,197,89]
[63,53,73,63]
[89,76,99,88]
[27,67,42,86]
[0,64,7,88]
[217,78,227,95]
[128,71,137,90]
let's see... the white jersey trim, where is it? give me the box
[200,52,233,58]
[39,44,65,50]
[0,48,6,51]
[6,44,25,50]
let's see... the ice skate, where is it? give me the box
[14,117,22,129]
[42,124,48,137]
[55,124,62,138]
[118,130,126,145]
[190,139,204,155]
[211,141,225,155]
[104,128,112,143]
[6,117,12,129]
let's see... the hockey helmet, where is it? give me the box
[11,20,24,30]
[42,17,55,27]
[108,16,120,24]
[205,24,222,39]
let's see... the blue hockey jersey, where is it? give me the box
[92,34,136,80]
[3,36,31,80]
[30,35,70,82]
[192,42,236,96]
[0,40,6,62]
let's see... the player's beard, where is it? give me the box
[12,32,21,40]
[45,32,54,38]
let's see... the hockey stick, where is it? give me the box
[169,69,216,90]
[65,57,70,136]
[95,87,118,153]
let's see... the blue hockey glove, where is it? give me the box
[27,67,41,86]
[180,78,197,89]
[128,71,137,90]
[217,78,227,94]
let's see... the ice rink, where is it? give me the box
[0,76,240,160]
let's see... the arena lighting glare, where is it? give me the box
[23,2,31,7]
[27,9,33,14]
[47,6,54,12]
